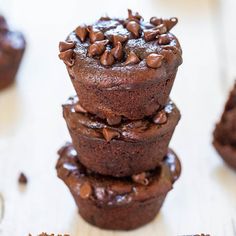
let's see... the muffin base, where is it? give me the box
[56,143,181,231]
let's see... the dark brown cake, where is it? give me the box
[0,15,26,90]
[62,96,180,177]
[56,143,181,230]
[58,10,182,124]
[213,81,236,169]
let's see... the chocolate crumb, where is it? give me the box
[107,115,122,125]
[18,172,27,184]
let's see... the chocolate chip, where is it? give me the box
[18,173,27,185]
[127,9,142,22]
[158,34,171,45]
[88,27,105,43]
[102,127,120,142]
[59,41,76,52]
[80,181,92,199]
[99,15,111,21]
[74,103,87,113]
[125,51,140,65]
[58,49,75,67]
[146,53,163,69]
[150,17,163,26]
[111,42,123,61]
[100,50,115,66]
[143,29,159,42]
[126,21,140,38]
[132,173,149,185]
[112,34,128,45]
[107,115,122,125]
[155,24,167,34]
[111,184,132,194]
[163,17,178,31]
[153,110,167,124]
[75,24,88,42]
[87,39,109,57]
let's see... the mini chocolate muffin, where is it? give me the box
[0,15,26,90]
[213,81,236,170]
[56,143,181,230]
[58,10,182,124]
[62,96,180,177]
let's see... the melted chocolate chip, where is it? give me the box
[150,17,163,26]
[155,24,167,34]
[18,173,27,185]
[88,28,105,43]
[125,51,140,65]
[163,17,178,31]
[127,9,143,22]
[74,103,87,113]
[100,50,115,66]
[153,110,167,124]
[87,39,109,57]
[102,128,120,142]
[143,29,159,42]
[111,42,123,61]
[75,25,88,42]
[80,181,92,199]
[132,173,149,185]
[146,53,163,69]
[158,34,171,45]
[107,115,122,125]
[59,41,76,52]
[58,49,75,67]
[126,21,140,38]
[112,34,128,45]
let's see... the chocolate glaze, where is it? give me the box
[63,96,180,142]
[56,143,181,206]
[59,10,182,89]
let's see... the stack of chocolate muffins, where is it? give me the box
[56,10,183,230]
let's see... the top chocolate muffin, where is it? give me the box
[59,10,182,124]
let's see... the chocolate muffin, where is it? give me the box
[58,10,182,124]
[213,81,236,170]
[0,15,26,90]
[56,143,181,230]
[63,96,180,177]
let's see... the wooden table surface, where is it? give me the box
[0,0,236,235]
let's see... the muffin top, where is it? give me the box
[63,96,181,142]
[56,143,181,206]
[59,10,182,88]
[0,15,26,67]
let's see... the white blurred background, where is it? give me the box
[0,0,236,235]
